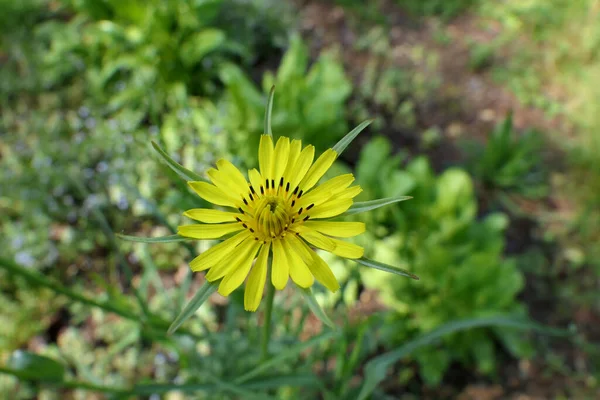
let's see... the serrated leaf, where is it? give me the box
[343,196,412,215]
[116,233,188,243]
[264,85,275,137]
[168,281,217,335]
[151,141,203,182]
[300,287,334,328]
[357,316,573,400]
[8,351,65,383]
[332,119,374,156]
[354,257,419,280]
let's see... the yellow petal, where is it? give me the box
[183,208,240,223]
[330,239,364,259]
[304,221,365,238]
[286,234,314,264]
[302,243,339,292]
[219,243,262,296]
[178,223,242,239]
[188,181,239,208]
[307,198,353,219]
[248,168,264,195]
[288,145,315,191]
[205,236,257,281]
[293,225,336,251]
[259,134,274,180]
[273,136,290,183]
[189,231,250,271]
[206,168,246,201]
[283,139,302,182]
[336,185,363,200]
[271,239,289,290]
[244,242,270,311]
[297,174,354,207]
[216,159,250,195]
[283,238,314,288]
[299,149,337,191]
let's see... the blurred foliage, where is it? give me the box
[464,115,548,198]
[396,0,480,19]
[353,138,530,385]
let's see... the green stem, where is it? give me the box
[261,259,275,360]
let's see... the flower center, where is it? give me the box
[254,196,292,239]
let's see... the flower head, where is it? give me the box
[178,135,365,311]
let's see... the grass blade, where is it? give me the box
[264,85,275,137]
[332,119,374,156]
[354,257,419,280]
[116,233,188,243]
[168,280,217,335]
[151,141,203,182]
[343,196,412,216]
[300,287,334,328]
[357,316,574,400]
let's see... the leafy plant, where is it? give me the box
[353,137,531,385]
[465,114,548,197]
[395,0,480,19]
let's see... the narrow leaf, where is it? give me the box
[151,141,203,182]
[354,257,419,280]
[264,85,275,137]
[332,119,374,155]
[343,196,412,216]
[300,287,334,328]
[168,281,218,335]
[8,351,66,382]
[358,316,573,400]
[116,233,188,243]
[234,330,339,385]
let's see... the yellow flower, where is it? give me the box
[178,135,365,311]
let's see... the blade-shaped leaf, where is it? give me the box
[332,119,374,156]
[168,281,218,335]
[8,351,66,383]
[357,316,573,400]
[264,85,275,137]
[343,196,412,216]
[354,257,419,280]
[116,233,189,243]
[300,287,334,328]
[151,141,203,182]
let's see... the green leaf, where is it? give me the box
[180,29,226,67]
[7,351,65,383]
[354,257,419,280]
[357,316,573,400]
[116,233,188,243]
[300,287,334,328]
[343,196,412,215]
[264,85,275,137]
[151,141,203,182]
[234,330,339,385]
[168,281,218,335]
[332,119,374,156]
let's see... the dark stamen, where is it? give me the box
[279,177,283,187]
[250,185,256,194]
[238,207,244,214]
[249,228,255,233]
[260,186,264,195]
[266,179,269,189]
[291,200,295,207]
[249,193,254,201]
[271,179,275,188]
[298,207,303,215]
[291,218,295,223]
[285,182,290,192]
[243,198,248,205]
[306,203,314,210]
[303,215,310,221]
[298,190,304,198]
[293,186,299,195]
[242,223,248,228]
[255,237,259,241]
[236,217,242,222]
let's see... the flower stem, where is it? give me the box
[261,259,275,360]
